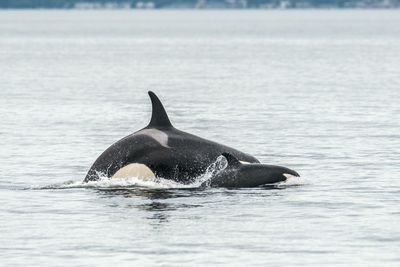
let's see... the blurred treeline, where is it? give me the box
[0,0,398,8]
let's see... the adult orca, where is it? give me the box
[84,91,259,183]
[203,153,299,188]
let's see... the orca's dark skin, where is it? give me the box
[203,153,300,188]
[84,91,259,183]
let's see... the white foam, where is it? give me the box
[39,176,193,190]
[37,156,228,190]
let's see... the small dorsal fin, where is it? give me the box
[222,152,241,167]
[147,91,173,128]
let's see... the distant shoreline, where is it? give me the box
[0,7,399,10]
[1,0,400,10]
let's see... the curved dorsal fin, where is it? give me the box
[147,91,173,128]
[222,152,241,167]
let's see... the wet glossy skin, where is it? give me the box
[84,92,259,183]
[84,126,259,183]
[204,153,300,188]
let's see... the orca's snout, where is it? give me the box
[284,168,300,177]
[276,166,300,179]
[267,165,300,181]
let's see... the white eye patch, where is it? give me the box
[283,173,296,180]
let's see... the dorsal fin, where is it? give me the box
[147,91,173,128]
[222,152,241,167]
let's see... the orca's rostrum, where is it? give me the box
[84,91,299,187]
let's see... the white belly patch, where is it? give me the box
[112,163,155,181]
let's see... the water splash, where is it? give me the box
[36,156,229,190]
[190,155,228,187]
[35,156,304,190]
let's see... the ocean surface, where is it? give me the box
[0,10,399,266]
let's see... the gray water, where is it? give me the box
[1,10,400,266]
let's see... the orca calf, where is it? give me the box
[203,153,299,188]
[84,91,299,187]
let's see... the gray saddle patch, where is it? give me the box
[137,128,170,148]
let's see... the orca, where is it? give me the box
[84,91,259,183]
[203,153,299,188]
